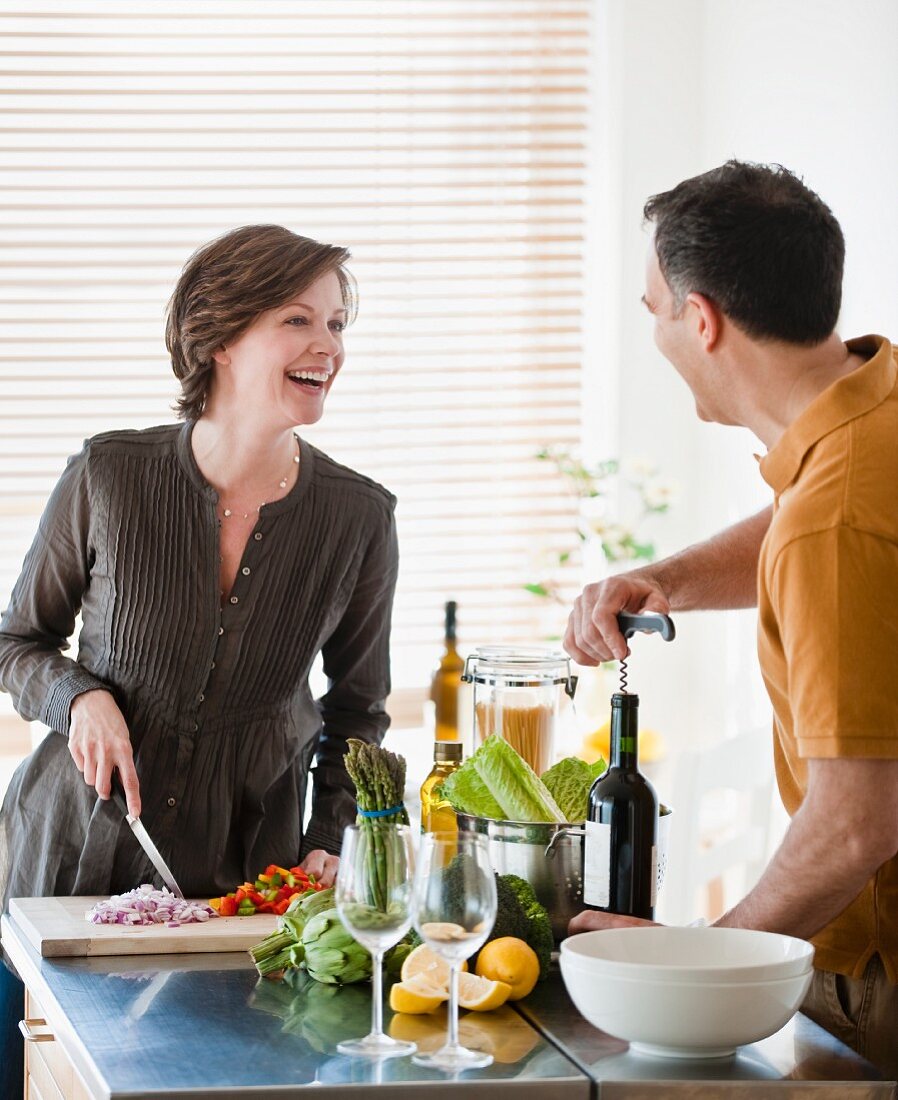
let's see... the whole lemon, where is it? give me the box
[474,937,540,1001]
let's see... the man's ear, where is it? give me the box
[685,292,721,351]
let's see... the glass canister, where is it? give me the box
[462,647,577,775]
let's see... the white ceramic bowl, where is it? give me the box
[560,927,814,1059]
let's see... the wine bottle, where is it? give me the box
[419,740,463,833]
[583,692,658,919]
[430,600,464,741]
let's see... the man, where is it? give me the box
[565,161,898,1076]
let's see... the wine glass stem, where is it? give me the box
[448,961,460,1050]
[371,950,384,1039]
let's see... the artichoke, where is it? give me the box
[279,887,335,940]
[250,888,337,976]
[384,938,414,979]
[300,909,372,985]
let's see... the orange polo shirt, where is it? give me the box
[758,334,898,982]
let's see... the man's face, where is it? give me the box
[642,241,719,423]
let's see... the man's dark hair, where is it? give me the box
[644,160,844,346]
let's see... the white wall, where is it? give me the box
[589,0,898,760]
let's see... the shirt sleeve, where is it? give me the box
[301,497,399,857]
[0,442,112,737]
[771,524,898,759]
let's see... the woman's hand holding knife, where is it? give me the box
[69,689,142,818]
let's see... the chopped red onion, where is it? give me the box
[85,884,218,927]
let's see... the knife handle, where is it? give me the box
[110,769,132,819]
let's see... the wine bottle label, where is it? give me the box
[583,820,611,908]
[650,844,658,908]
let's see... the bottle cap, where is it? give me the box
[611,692,639,708]
[434,740,463,762]
[445,600,458,639]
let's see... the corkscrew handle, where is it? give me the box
[616,611,676,642]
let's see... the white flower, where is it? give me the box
[580,496,607,522]
[624,457,657,479]
[598,523,633,560]
[642,478,679,510]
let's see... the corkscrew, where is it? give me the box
[615,611,676,692]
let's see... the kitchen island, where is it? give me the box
[3,912,894,1099]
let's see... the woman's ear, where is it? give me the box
[212,346,230,368]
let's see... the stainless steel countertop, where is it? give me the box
[5,912,896,1099]
[517,971,897,1098]
[2,913,589,1099]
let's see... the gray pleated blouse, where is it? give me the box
[0,422,398,907]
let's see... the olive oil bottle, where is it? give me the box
[419,740,463,833]
[430,600,464,740]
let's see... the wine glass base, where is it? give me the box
[412,1045,494,1071]
[337,1034,416,1059]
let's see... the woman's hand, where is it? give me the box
[299,850,340,888]
[68,689,141,817]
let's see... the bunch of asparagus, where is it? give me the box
[344,739,409,826]
[343,739,409,911]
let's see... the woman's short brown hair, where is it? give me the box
[165,225,357,420]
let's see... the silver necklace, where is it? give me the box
[218,436,300,521]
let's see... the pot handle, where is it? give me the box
[545,825,585,858]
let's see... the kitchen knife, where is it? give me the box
[110,771,185,900]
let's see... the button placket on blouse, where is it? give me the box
[221,522,263,616]
[162,728,196,826]
[203,521,265,721]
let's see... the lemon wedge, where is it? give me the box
[419,921,470,942]
[400,943,467,986]
[389,973,448,1015]
[456,972,512,1012]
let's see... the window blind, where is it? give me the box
[0,0,592,719]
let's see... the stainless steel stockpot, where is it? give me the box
[456,808,672,943]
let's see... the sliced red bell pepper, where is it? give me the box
[219,895,238,917]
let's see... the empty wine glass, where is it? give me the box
[335,823,416,1058]
[411,830,498,1071]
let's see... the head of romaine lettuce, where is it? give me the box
[540,756,607,822]
[440,735,565,822]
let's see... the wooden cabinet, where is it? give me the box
[22,989,93,1100]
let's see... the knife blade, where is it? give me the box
[110,771,185,900]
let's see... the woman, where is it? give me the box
[0,227,398,1079]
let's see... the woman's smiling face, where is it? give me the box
[211,270,347,427]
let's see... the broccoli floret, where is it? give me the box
[428,855,553,981]
[494,873,553,980]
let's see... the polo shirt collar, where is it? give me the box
[759,335,896,493]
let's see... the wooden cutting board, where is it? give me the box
[7,896,279,958]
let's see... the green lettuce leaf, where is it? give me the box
[442,735,566,823]
[540,756,607,822]
[439,765,506,819]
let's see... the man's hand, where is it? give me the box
[299,850,340,888]
[564,573,671,665]
[69,689,141,817]
[568,911,661,934]
[564,508,771,666]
